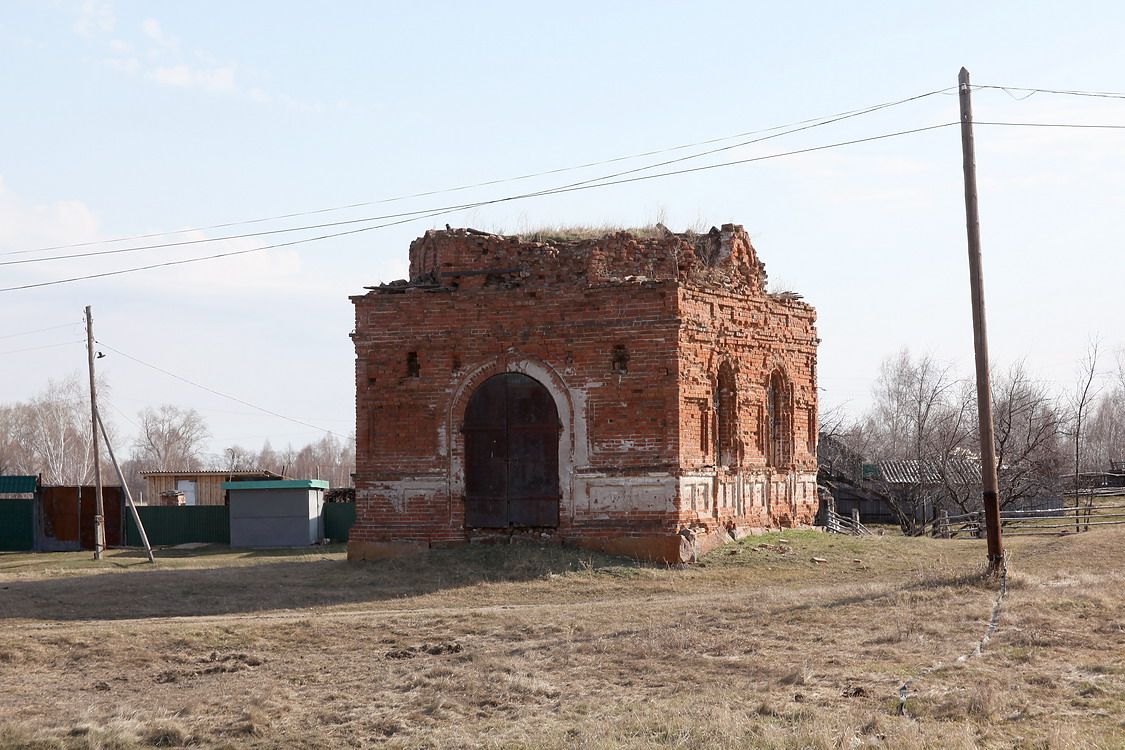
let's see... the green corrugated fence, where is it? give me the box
[126,505,230,547]
[123,502,354,548]
[0,499,35,551]
[324,502,355,542]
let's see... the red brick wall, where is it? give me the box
[350,225,818,555]
[674,284,819,533]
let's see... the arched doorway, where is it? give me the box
[463,373,561,528]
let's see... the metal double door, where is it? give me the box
[463,373,560,528]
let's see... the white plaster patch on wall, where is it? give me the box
[436,419,448,458]
[720,479,736,509]
[579,476,677,515]
[676,479,711,512]
[372,479,446,514]
[569,386,591,468]
[627,482,676,512]
[595,439,638,452]
[587,485,624,516]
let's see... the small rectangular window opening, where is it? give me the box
[407,352,420,378]
[611,344,629,374]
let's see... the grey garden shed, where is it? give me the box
[224,479,329,548]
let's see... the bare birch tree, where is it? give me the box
[0,375,116,485]
[1084,350,1125,471]
[132,405,210,471]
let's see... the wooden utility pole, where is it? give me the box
[85,305,106,560]
[958,68,1004,573]
[96,407,154,564]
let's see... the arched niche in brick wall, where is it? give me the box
[446,354,582,521]
[715,360,739,468]
[766,368,794,469]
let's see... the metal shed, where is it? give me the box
[224,479,328,548]
[0,476,38,551]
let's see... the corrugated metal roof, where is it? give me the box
[139,469,281,478]
[871,457,981,486]
[0,475,38,494]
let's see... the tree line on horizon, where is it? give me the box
[0,376,356,501]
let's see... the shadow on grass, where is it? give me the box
[0,543,635,622]
[99,544,349,569]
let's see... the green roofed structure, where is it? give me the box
[223,479,328,548]
[0,475,38,496]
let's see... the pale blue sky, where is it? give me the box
[2,1,1123,456]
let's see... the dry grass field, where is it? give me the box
[1,522,1124,749]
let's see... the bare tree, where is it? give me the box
[1084,350,1125,471]
[845,352,1066,530]
[0,404,25,476]
[991,362,1064,510]
[212,433,356,486]
[932,379,978,514]
[0,375,117,485]
[863,350,969,531]
[817,402,852,444]
[1066,341,1102,529]
[132,405,210,470]
[277,444,298,478]
[257,440,279,474]
[222,444,257,473]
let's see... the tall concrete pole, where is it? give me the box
[958,67,1004,572]
[85,305,106,560]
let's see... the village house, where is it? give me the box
[349,224,819,563]
[140,469,281,506]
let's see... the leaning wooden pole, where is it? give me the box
[958,67,1005,573]
[85,305,107,560]
[96,407,155,564]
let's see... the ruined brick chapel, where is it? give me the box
[349,224,819,563]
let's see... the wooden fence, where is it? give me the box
[913,494,1125,539]
[825,506,872,536]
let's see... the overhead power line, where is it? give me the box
[100,397,142,430]
[975,121,1125,130]
[3,94,935,269]
[0,121,960,293]
[96,340,344,439]
[2,87,951,268]
[0,322,81,340]
[976,84,1125,101]
[1,86,955,260]
[0,339,86,356]
[5,116,1121,293]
